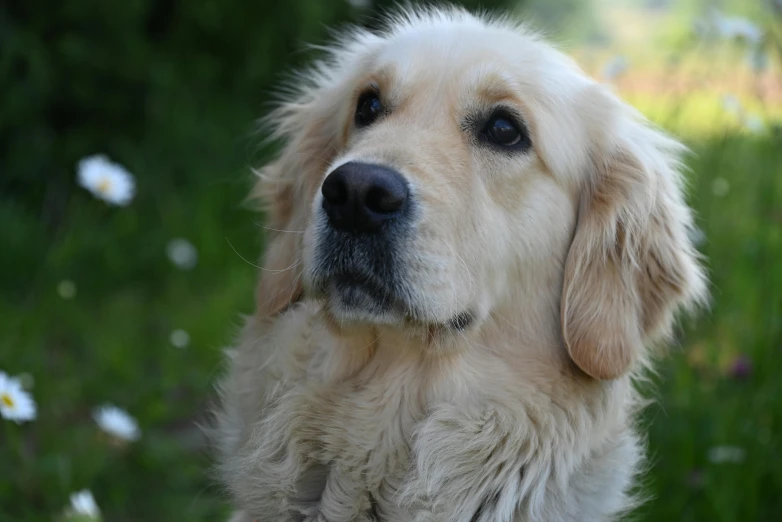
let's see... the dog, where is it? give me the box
[213,6,706,521]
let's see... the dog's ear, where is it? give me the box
[250,29,382,318]
[561,88,707,380]
[252,98,347,317]
[252,165,306,318]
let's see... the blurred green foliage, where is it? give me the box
[1,1,781,521]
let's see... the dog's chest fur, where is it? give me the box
[287,356,428,519]
[233,306,445,520]
[221,305,641,522]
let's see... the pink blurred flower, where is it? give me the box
[728,354,752,379]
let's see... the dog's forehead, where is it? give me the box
[369,24,564,101]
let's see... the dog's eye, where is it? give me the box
[483,112,531,150]
[356,92,383,127]
[487,117,520,145]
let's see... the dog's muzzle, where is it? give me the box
[310,161,413,319]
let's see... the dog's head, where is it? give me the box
[253,8,706,380]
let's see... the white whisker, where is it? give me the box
[254,222,306,234]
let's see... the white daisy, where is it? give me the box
[601,55,628,82]
[58,279,77,300]
[0,371,37,423]
[711,178,730,197]
[93,405,140,442]
[696,10,764,44]
[746,47,769,73]
[688,226,707,247]
[708,445,746,464]
[744,114,765,134]
[170,329,190,348]
[77,155,135,206]
[691,17,709,38]
[714,15,762,44]
[720,94,741,115]
[68,489,101,519]
[166,238,198,270]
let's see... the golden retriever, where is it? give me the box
[213,6,706,521]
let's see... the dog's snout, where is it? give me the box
[321,162,409,233]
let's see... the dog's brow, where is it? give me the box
[356,67,395,97]
[475,81,520,106]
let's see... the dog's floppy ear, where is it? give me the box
[250,29,382,318]
[561,88,706,380]
[252,165,306,318]
[252,98,347,317]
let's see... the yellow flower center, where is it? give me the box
[1,393,14,408]
[96,176,113,195]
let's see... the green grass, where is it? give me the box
[638,131,782,521]
[1,102,781,521]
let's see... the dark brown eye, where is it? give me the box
[356,92,382,127]
[483,112,531,150]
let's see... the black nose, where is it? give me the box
[321,162,409,233]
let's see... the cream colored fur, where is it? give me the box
[213,6,706,522]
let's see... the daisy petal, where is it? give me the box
[93,404,141,442]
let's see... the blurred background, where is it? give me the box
[1,0,780,520]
